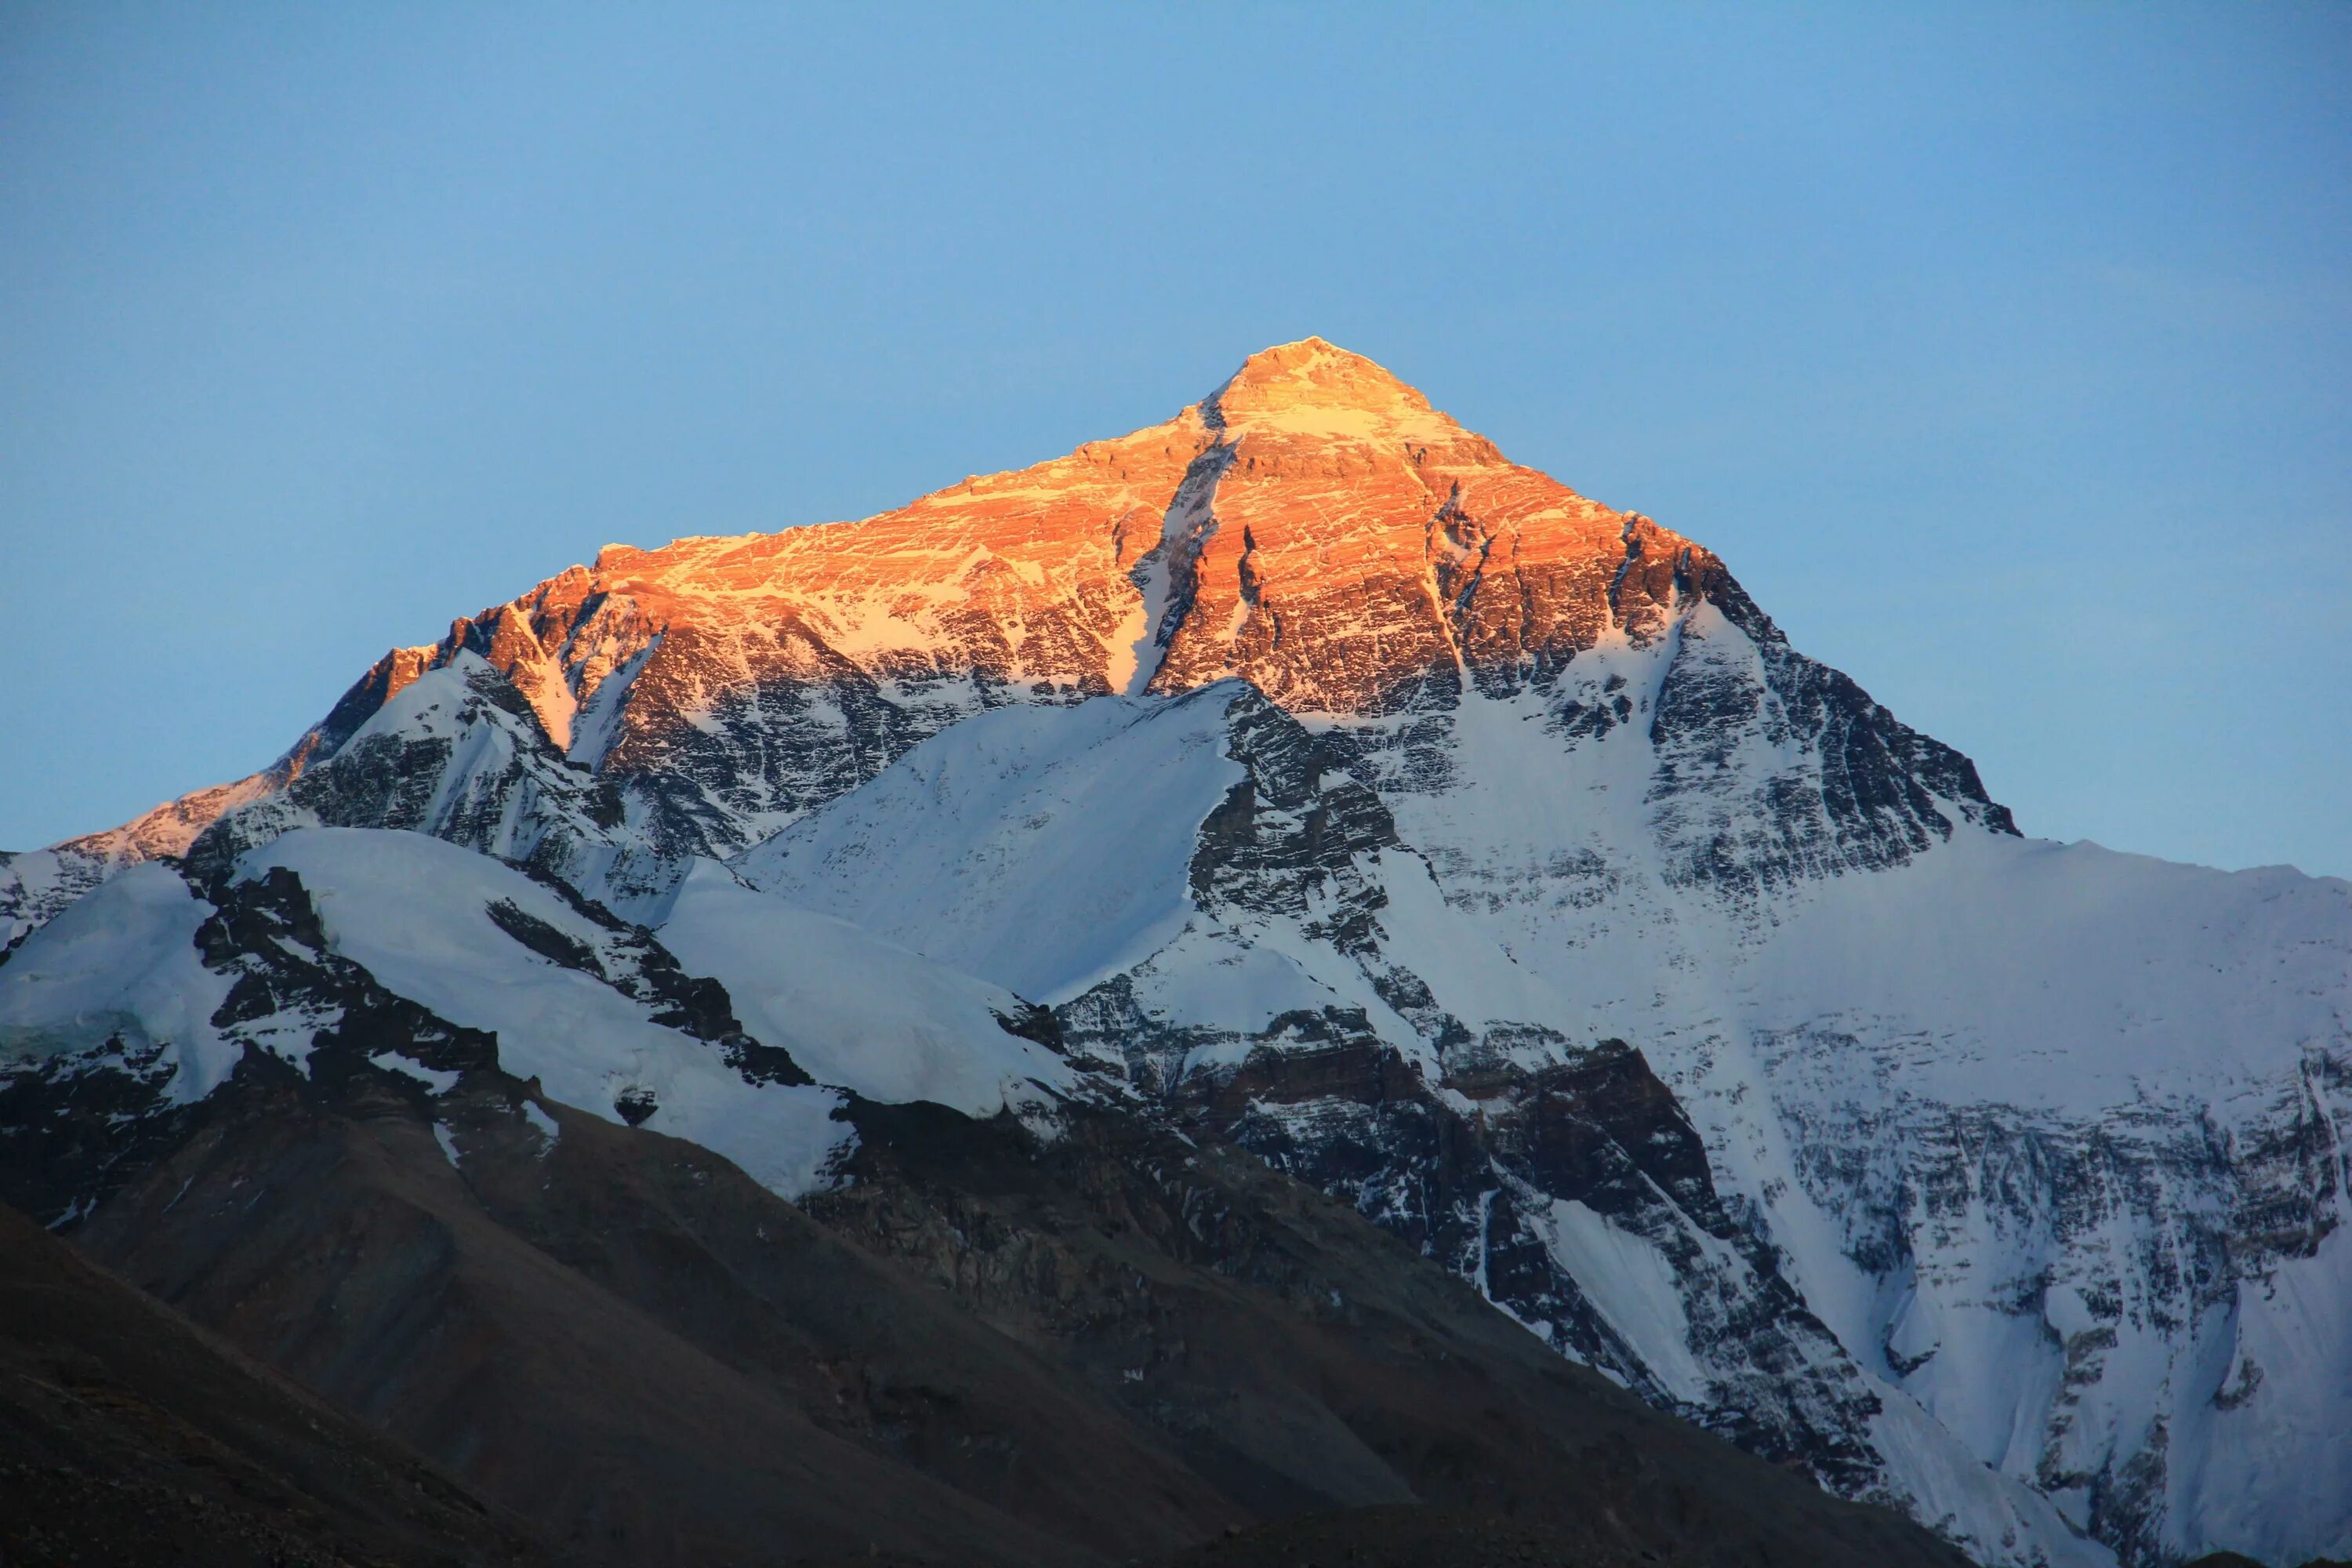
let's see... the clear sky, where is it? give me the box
[3,4,2346,877]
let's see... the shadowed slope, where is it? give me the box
[0,1199,540,1568]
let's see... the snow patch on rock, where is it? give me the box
[658,858,1077,1117]
[0,863,238,1103]
[241,829,851,1200]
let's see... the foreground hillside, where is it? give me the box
[0,1199,535,1567]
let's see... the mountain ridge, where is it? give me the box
[8,335,2008,917]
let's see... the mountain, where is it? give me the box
[4,339,2346,1568]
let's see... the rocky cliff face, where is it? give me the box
[4,340,2345,1568]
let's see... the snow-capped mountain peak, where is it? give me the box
[1205,336,1458,436]
[3,341,2343,1568]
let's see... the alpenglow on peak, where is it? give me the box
[1203,336,1461,439]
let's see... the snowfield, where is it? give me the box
[0,863,238,1103]
[242,829,855,1200]
[656,857,1077,1116]
[736,685,1248,1004]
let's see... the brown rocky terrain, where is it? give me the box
[0,1199,538,1568]
[31,1032,1965,1567]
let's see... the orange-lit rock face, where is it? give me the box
[1145,339,1691,712]
[312,339,1726,854]
[41,338,2018,900]
[35,333,1719,876]
[221,336,1788,865]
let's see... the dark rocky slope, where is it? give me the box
[0,1198,538,1568]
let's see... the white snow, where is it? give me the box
[1730,829,2352,1109]
[1115,455,1225,696]
[1536,1198,1711,1404]
[240,829,852,1200]
[0,862,238,1102]
[368,1051,461,1094]
[344,654,493,748]
[521,1098,561,1150]
[716,601,2351,1566]
[1333,621,2350,1568]
[567,640,657,768]
[1352,847,1577,1033]
[656,858,1077,1116]
[1122,926,1357,1037]
[0,848,109,949]
[1866,1378,2113,1568]
[735,686,1249,1003]
[2182,1220,2352,1562]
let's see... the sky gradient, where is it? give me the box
[3,4,2347,877]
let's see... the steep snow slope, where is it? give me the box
[240,830,854,1199]
[0,863,238,1105]
[1,847,114,951]
[738,685,1250,1003]
[1327,608,2351,1568]
[735,682,1567,1072]
[655,858,1078,1116]
[1698,842,2352,1567]
[185,655,663,906]
[1329,586,2345,1568]
[728,648,2350,1566]
[728,680,2120,1568]
[1,652,662,945]
[1727,834,2350,1109]
[1,825,1097,1206]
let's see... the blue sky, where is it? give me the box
[3,3,2347,877]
